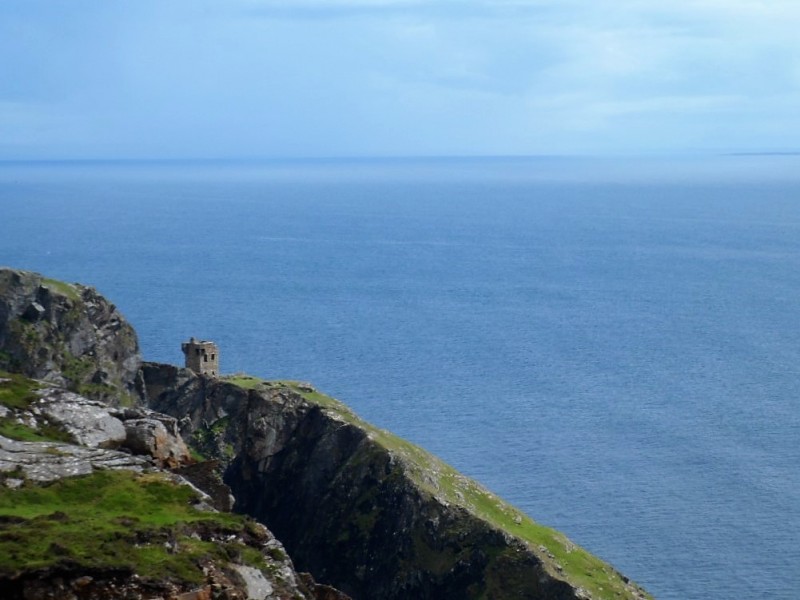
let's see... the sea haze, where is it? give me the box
[2,156,799,600]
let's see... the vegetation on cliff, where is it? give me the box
[0,271,335,599]
[0,469,263,582]
[0,370,72,443]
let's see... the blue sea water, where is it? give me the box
[1,156,799,599]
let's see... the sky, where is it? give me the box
[1,0,800,159]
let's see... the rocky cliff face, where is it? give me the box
[0,268,141,405]
[145,368,652,600]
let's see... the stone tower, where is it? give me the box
[181,337,219,376]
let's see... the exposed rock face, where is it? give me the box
[144,366,651,600]
[174,460,236,512]
[0,268,141,405]
[35,388,127,449]
[0,435,151,482]
[0,381,192,480]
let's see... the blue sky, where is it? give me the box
[2,0,799,159]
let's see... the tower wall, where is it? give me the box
[181,338,219,376]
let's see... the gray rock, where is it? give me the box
[34,388,127,448]
[233,565,273,599]
[0,435,150,482]
[22,301,45,322]
[0,268,142,405]
[123,417,191,468]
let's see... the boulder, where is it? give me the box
[123,417,192,469]
[34,388,127,449]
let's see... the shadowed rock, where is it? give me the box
[144,365,652,600]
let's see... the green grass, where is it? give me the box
[0,371,42,410]
[189,416,235,462]
[220,373,266,390]
[188,446,207,462]
[42,277,80,301]
[76,382,116,399]
[61,354,94,385]
[0,470,260,582]
[0,372,72,443]
[0,420,72,443]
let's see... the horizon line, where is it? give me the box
[2,151,798,165]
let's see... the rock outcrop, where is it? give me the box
[35,388,128,448]
[145,367,652,600]
[0,435,151,482]
[0,268,141,405]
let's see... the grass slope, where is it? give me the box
[0,470,265,582]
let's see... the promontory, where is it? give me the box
[0,267,651,600]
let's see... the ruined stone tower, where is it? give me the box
[181,338,219,376]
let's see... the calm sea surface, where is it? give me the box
[2,157,799,599]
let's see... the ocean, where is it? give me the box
[1,156,799,599]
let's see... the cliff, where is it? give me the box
[0,267,652,600]
[144,368,651,600]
